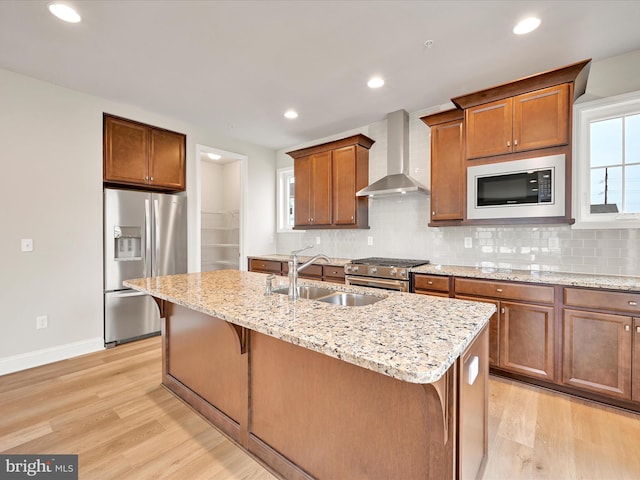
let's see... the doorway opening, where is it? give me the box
[196,145,247,272]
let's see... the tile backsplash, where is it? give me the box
[275,109,640,277]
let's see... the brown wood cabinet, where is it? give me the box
[420,109,465,224]
[413,273,451,298]
[563,309,632,399]
[322,265,346,284]
[562,287,640,402]
[103,114,186,191]
[248,259,282,275]
[465,84,570,160]
[287,135,373,229]
[248,258,345,284]
[455,278,555,381]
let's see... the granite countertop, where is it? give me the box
[412,264,640,291]
[249,254,351,266]
[124,270,494,385]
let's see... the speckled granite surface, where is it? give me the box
[249,254,351,266]
[124,270,494,384]
[412,264,640,291]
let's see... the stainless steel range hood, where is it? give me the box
[356,109,429,197]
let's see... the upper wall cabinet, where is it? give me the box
[452,59,591,164]
[420,109,465,224]
[286,134,374,229]
[465,84,570,160]
[103,114,186,192]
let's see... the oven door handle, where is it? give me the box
[345,275,408,292]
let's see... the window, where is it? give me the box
[573,90,640,228]
[277,167,299,232]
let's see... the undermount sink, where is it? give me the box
[272,285,335,300]
[272,285,385,306]
[316,292,385,307]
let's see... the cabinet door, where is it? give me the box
[104,116,149,185]
[332,146,357,225]
[456,295,500,367]
[633,318,640,403]
[310,151,332,226]
[430,119,464,221]
[465,98,512,159]
[563,309,632,399]
[294,156,313,227]
[149,128,186,191]
[513,84,569,153]
[500,301,555,381]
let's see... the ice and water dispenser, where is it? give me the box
[113,226,142,260]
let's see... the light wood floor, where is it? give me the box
[1,337,639,479]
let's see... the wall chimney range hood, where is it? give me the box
[356,109,429,198]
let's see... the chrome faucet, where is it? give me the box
[288,245,330,300]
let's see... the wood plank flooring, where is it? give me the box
[1,336,639,479]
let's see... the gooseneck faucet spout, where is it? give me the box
[288,246,330,300]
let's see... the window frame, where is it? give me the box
[277,166,302,233]
[572,90,640,229]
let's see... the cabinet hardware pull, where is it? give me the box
[432,211,436,215]
[625,325,630,332]
[427,281,433,285]
[145,176,149,180]
[629,301,638,306]
[500,307,505,314]
[514,139,518,146]
[496,288,503,293]
[506,141,511,148]
[150,176,154,181]
[637,326,640,334]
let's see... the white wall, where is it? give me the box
[0,67,275,374]
[275,50,640,276]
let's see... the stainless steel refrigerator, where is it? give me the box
[103,188,187,347]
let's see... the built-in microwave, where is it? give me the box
[467,154,565,220]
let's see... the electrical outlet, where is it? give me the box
[464,237,473,249]
[367,236,373,246]
[36,315,48,329]
[315,236,321,245]
[21,239,33,252]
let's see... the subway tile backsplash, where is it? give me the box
[275,109,640,277]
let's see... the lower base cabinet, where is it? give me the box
[500,301,555,381]
[563,309,635,400]
[456,295,500,368]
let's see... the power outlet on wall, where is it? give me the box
[315,236,321,245]
[367,236,373,246]
[464,237,473,249]
[36,315,48,329]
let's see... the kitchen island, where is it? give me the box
[125,270,495,480]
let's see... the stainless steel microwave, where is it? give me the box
[467,154,565,220]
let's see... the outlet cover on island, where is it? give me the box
[367,236,373,246]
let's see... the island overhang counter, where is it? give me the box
[125,270,495,480]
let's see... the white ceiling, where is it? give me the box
[1,1,640,150]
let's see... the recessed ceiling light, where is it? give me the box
[513,17,541,35]
[284,110,298,119]
[48,3,82,23]
[207,153,222,160]
[367,77,384,89]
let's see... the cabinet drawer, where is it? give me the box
[298,264,323,278]
[564,288,640,315]
[323,265,346,281]
[249,259,282,274]
[455,278,554,304]
[413,274,450,293]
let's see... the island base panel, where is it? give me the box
[249,331,455,479]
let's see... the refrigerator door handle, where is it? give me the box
[111,291,148,298]
[144,198,151,278]
[154,198,160,277]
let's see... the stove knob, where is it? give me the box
[370,267,377,274]
[390,268,397,276]
[400,269,407,276]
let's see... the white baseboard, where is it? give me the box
[0,337,105,376]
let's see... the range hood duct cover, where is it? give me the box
[356,109,430,197]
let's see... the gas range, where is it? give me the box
[344,257,430,292]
